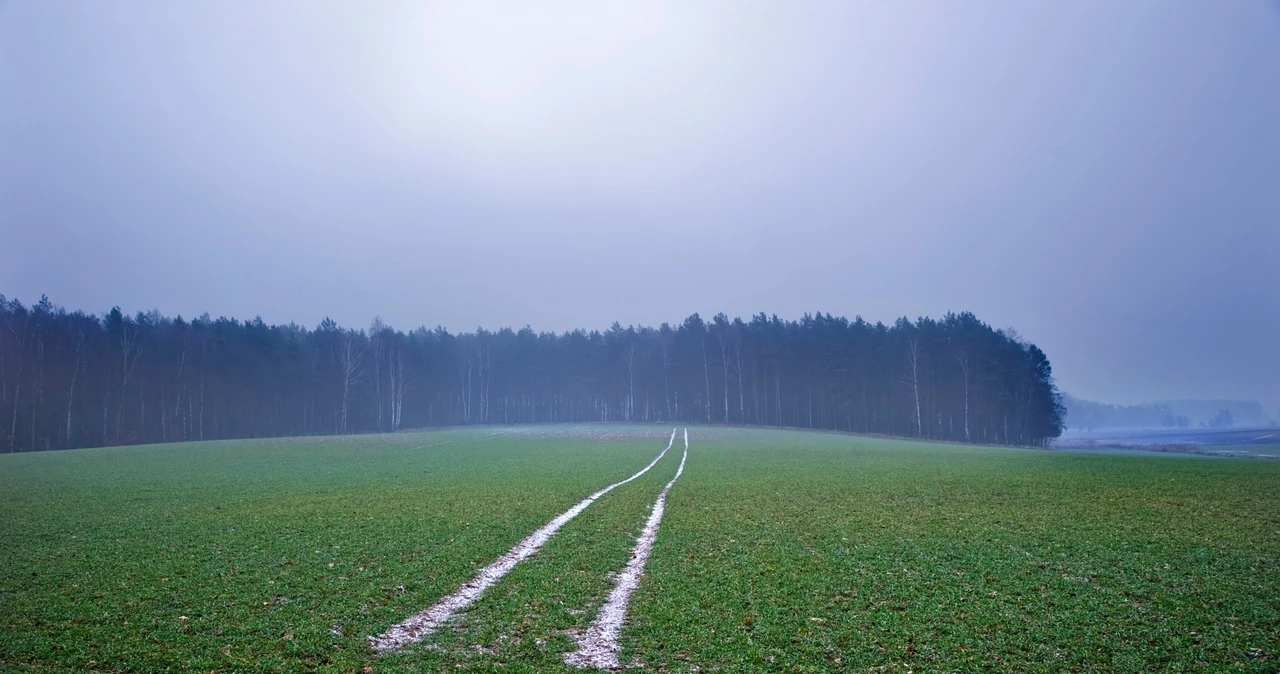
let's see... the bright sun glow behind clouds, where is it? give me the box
[363,2,935,193]
[417,1,673,103]
[373,1,724,184]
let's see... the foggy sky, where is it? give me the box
[2,1,1278,411]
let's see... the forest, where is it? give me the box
[0,295,1065,452]
[1061,395,1190,431]
[1060,394,1266,431]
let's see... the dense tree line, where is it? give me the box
[0,295,1064,452]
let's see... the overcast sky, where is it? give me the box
[2,1,1278,409]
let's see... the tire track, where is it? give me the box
[370,428,679,652]
[565,428,689,670]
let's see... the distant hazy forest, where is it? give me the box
[1061,395,1268,431]
[0,295,1065,452]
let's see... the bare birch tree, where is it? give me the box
[954,347,971,442]
[6,305,28,446]
[390,339,408,430]
[337,330,365,434]
[621,333,637,422]
[65,326,84,447]
[456,335,474,424]
[115,317,143,443]
[713,314,731,423]
[370,317,386,431]
[904,328,923,437]
[729,319,745,422]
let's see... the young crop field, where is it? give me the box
[1,426,1277,673]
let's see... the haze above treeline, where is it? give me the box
[2,2,1277,410]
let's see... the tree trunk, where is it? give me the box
[702,339,712,422]
[65,335,81,448]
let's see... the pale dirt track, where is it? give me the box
[369,428,679,652]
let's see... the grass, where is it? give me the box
[634,428,1280,673]
[1,425,1277,672]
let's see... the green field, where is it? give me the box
[2,426,1278,673]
